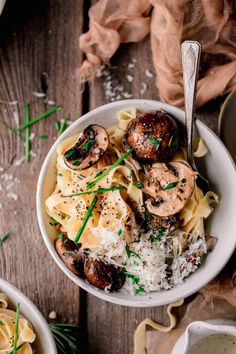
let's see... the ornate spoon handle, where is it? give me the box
[181,40,201,166]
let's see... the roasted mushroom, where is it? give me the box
[55,237,84,276]
[149,214,180,235]
[84,257,125,291]
[143,162,196,217]
[64,124,109,170]
[126,111,179,163]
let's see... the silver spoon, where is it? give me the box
[181,40,209,193]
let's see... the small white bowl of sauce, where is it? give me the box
[172,319,236,354]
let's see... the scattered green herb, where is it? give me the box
[10,343,26,354]
[162,181,179,191]
[0,320,4,326]
[153,229,164,243]
[0,233,9,246]
[133,182,143,189]
[72,161,81,166]
[57,118,68,136]
[12,303,20,354]
[147,137,161,149]
[49,218,59,226]
[55,120,61,133]
[135,285,144,295]
[57,173,63,177]
[63,186,125,198]
[74,196,98,243]
[13,105,61,132]
[168,135,174,147]
[121,269,140,285]
[86,147,134,190]
[24,104,30,162]
[65,148,77,159]
[95,171,104,178]
[125,244,131,258]
[39,135,48,140]
[58,233,68,244]
[125,244,141,259]
[117,229,122,237]
[81,139,94,151]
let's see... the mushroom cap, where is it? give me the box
[126,111,179,163]
[55,237,83,276]
[143,161,196,217]
[64,124,109,170]
[84,257,125,291]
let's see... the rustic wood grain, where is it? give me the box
[0,0,84,328]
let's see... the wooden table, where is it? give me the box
[0,1,228,353]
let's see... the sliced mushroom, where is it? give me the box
[126,111,179,163]
[55,237,84,277]
[84,257,125,291]
[149,214,180,235]
[64,124,109,170]
[143,162,196,217]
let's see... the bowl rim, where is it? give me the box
[36,99,236,307]
[0,277,57,353]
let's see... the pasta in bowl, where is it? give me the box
[0,278,57,353]
[37,100,236,306]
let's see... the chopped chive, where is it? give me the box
[86,147,134,190]
[0,233,9,246]
[72,160,81,166]
[24,104,30,162]
[118,229,122,236]
[57,173,63,176]
[74,196,98,243]
[133,182,143,189]
[65,147,77,159]
[0,320,4,326]
[49,218,59,226]
[63,185,125,198]
[147,137,161,149]
[162,181,179,191]
[135,285,144,295]
[168,135,174,147]
[39,135,48,140]
[58,233,68,244]
[81,139,94,151]
[125,244,140,259]
[10,343,26,354]
[125,244,131,258]
[13,105,61,132]
[57,118,68,136]
[55,120,61,133]
[12,303,20,354]
[153,229,164,243]
[121,268,140,285]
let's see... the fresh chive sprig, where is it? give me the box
[12,303,20,354]
[63,185,125,198]
[24,104,30,162]
[74,196,98,243]
[0,233,9,246]
[12,105,60,132]
[86,147,134,190]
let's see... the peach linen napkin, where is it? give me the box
[79,0,236,108]
[134,270,236,354]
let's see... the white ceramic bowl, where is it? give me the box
[37,99,236,307]
[0,278,57,353]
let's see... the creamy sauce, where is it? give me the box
[188,334,236,354]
